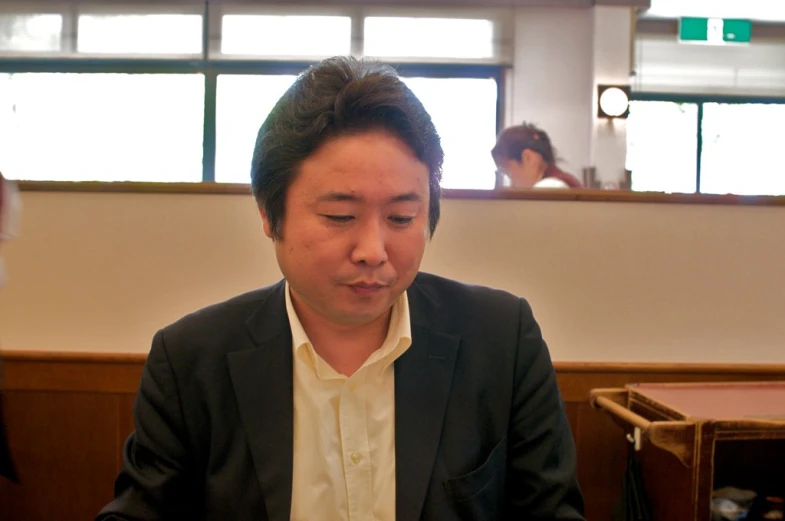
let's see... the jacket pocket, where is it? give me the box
[443,435,507,503]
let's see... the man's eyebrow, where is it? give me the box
[389,192,423,203]
[315,192,362,203]
[314,192,423,203]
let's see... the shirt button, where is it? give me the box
[351,452,362,465]
[349,382,356,392]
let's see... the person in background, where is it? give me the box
[492,123,583,189]
[0,171,21,483]
[97,57,584,521]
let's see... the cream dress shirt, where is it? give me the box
[285,283,412,521]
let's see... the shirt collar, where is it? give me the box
[284,281,412,378]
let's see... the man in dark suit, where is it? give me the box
[97,56,584,521]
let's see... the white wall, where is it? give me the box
[591,6,633,185]
[510,6,634,185]
[2,190,785,363]
[634,33,785,96]
[511,7,594,175]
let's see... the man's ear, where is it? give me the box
[259,207,274,239]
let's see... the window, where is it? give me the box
[215,75,298,184]
[0,3,503,188]
[627,96,785,195]
[0,13,62,52]
[77,14,202,54]
[626,100,699,193]
[220,15,351,57]
[363,17,494,59]
[214,74,499,188]
[403,77,498,189]
[700,103,785,196]
[0,73,204,182]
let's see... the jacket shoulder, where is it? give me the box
[412,272,527,340]
[155,281,284,359]
[413,272,522,310]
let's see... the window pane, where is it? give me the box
[626,100,698,193]
[221,15,350,57]
[215,75,298,183]
[0,13,61,52]
[77,14,202,54]
[364,17,493,59]
[0,73,204,182]
[700,103,785,196]
[403,77,498,189]
[215,75,498,189]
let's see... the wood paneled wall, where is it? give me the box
[1,352,784,521]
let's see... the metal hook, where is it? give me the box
[626,427,642,451]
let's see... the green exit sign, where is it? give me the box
[679,17,752,44]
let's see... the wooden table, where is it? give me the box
[591,381,785,521]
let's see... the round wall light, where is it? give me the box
[597,84,631,119]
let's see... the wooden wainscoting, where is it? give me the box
[1,351,784,521]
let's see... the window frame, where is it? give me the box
[0,5,69,56]
[630,91,785,193]
[74,8,205,58]
[0,2,506,186]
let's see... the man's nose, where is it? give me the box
[350,220,388,266]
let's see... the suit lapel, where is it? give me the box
[395,281,461,521]
[225,278,461,521]
[228,281,294,521]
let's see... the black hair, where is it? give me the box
[250,56,444,240]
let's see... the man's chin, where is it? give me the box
[334,303,395,327]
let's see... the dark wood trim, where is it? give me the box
[16,181,785,207]
[1,350,146,364]
[555,365,785,403]
[17,180,252,196]
[5,350,785,372]
[5,351,785,374]
[3,351,784,396]
[445,188,785,206]
[0,351,145,393]
[555,361,785,375]
[1,360,142,393]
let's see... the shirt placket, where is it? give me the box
[339,368,373,521]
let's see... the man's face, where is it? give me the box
[262,130,431,329]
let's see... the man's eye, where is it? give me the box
[389,216,414,225]
[323,215,354,222]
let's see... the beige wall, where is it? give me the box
[2,190,784,362]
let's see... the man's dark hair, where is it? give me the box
[491,122,557,165]
[250,56,444,240]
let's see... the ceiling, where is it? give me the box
[640,0,785,23]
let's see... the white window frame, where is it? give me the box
[0,2,70,56]
[211,4,359,61]
[72,3,205,59]
[212,4,512,65]
[357,5,513,65]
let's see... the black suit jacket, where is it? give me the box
[97,272,584,520]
